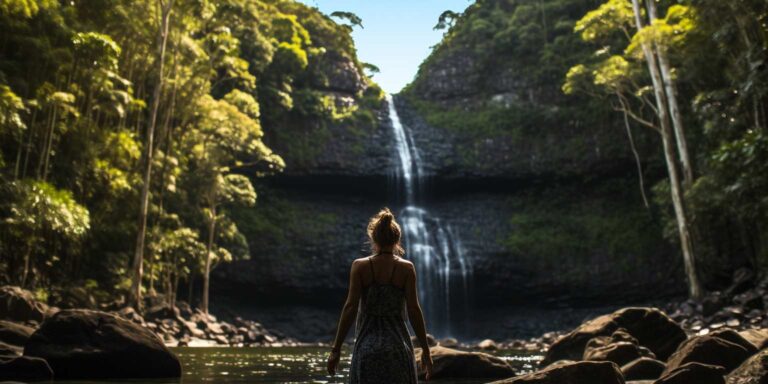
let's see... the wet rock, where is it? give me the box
[439,338,458,348]
[0,341,21,357]
[542,307,685,366]
[621,357,665,381]
[50,286,97,309]
[0,320,34,347]
[663,335,753,376]
[734,292,764,311]
[182,320,205,338]
[478,339,499,351]
[656,362,726,384]
[0,355,53,382]
[411,334,437,347]
[24,309,181,379]
[116,306,144,325]
[585,342,652,366]
[203,321,224,335]
[415,346,515,379]
[175,301,193,318]
[738,329,768,350]
[491,360,624,384]
[703,294,729,317]
[709,330,759,355]
[144,305,181,323]
[726,348,768,384]
[0,286,47,323]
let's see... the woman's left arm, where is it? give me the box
[327,260,362,375]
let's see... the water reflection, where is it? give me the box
[57,347,540,384]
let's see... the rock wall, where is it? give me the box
[213,0,689,341]
[213,99,685,341]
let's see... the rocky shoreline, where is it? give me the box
[1,271,768,383]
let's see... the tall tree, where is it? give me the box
[131,0,175,309]
[646,1,694,187]
[630,0,700,299]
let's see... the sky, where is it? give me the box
[297,0,472,93]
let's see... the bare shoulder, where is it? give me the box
[351,257,371,270]
[396,258,415,271]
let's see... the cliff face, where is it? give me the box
[213,0,686,341]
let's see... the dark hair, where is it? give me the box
[367,208,404,256]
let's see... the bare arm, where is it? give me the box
[405,263,430,352]
[331,260,362,352]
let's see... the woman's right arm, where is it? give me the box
[327,260,362,375]
[405,263,432,379]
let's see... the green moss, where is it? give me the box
[499,182,667,276]
[229,186,338,261]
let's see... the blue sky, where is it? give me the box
[297,0,472,93]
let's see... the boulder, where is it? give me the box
[0,286,47,323]
[0,320,34,347]
[663,335,753,376]
[478,339,499,350]
[734,291,764,311]
[144,305,181,323]
[0,355,53,382]
[738,329,768,350]
[439,337,458,348]
[490,360,624,384]
[622,358,665,381]
[0,341,21,357]
[115,306,144,325]
[727,348,768,384]
[585,342,652,366]
[710,330,759,355]
[415,346,515,379]
[411,334,437,347]
[24,309,181,379]
[542,308,685,366]
[656,362,726,384]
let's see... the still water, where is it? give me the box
[61,347,541,384]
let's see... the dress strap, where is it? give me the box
[389,258,397,284]
[368,257,376,283]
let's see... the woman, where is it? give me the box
[327,208,433,383]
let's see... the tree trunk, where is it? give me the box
[130,0,174,310]
[38,105,57,180]
[21,107,38,178]
[202,204,217,314]
[187,275,194,307]
[21,245,32,287]
[618,95,650,208]
[632,0,702,299]
[646,0,694,187]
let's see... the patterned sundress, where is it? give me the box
[349,257,418,384]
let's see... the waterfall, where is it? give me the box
[386,94,473,338]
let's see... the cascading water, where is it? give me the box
[386,94,473,338]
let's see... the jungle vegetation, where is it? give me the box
[405,0,768,299]
[0,0,377,311]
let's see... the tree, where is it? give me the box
[131,0,175,310]
[1,180,90,287]
[565,0,703,298]
[181,94,283,313]
[330,11,363,30]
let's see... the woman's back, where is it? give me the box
[351,255,417,384]
[326,208,432,383]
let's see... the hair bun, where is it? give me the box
[378,209,394,224]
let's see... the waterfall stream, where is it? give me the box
[386,95,473,338]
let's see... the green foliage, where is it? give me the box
[501,182,668,278]
[0,0,373,302]
[330,11,363,30]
